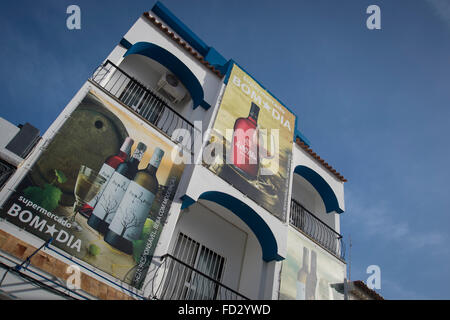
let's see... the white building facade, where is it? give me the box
[0,2,347,300]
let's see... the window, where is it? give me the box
[163,233,226,300]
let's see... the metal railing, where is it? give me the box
[149,254,249,300]
[91,60,199,153]
[290,199,345,260]
[0,246,90,300]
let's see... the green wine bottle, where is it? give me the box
[104,147,165,254]
[88,142,147,234]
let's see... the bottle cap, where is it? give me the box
[120,137,134,154]
[149,147,165,168]
[249,102,260,121]
[132,142,147,160]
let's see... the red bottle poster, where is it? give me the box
[205,64,296,221]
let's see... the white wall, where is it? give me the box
[170,203,246,291]
[183,164,289,261]
[291,172,336,230]
[119,54,169,92]
[118,54,193,106]
[291,144,345,212]
[122,16,222,105]
[290,143,345,234]
[168,199,264,299]
[104,16,223,133]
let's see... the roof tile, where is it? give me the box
[296,138,347,182]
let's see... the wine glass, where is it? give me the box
[69,165,106,225]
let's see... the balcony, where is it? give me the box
[148,254,249,300]
[91,60,200,153]
[290,199,345,260]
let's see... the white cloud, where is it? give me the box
[344,189,447,252]
[426,0,450,29]
[343,189,450,299]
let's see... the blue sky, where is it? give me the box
[1,0,450,299]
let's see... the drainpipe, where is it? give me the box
[344,278,349,300]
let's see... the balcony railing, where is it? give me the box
[148,254,249,300]
[290,199,345,260]
[91,60,200,153]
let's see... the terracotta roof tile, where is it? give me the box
[143,12,223,78]
[352,280,384,300]
[296,138,347,182]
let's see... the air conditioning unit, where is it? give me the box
[156,73,187,104]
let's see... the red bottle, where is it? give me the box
[80,137,134,217]
[104,137,134,168]
[231,102,260,179]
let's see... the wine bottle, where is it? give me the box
[81,137,134,217]
[87,142,147,234]
[306,250,318,300]
[231,102,260,179]
[104,147,165,254]
[296,247,309,300]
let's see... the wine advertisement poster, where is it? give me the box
[204,64,296,221]
[279,228,346,300]
[0,90,185,289]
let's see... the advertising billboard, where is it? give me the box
[0,90,185,289]
[279,228,346,300]
[204,64,296,221]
